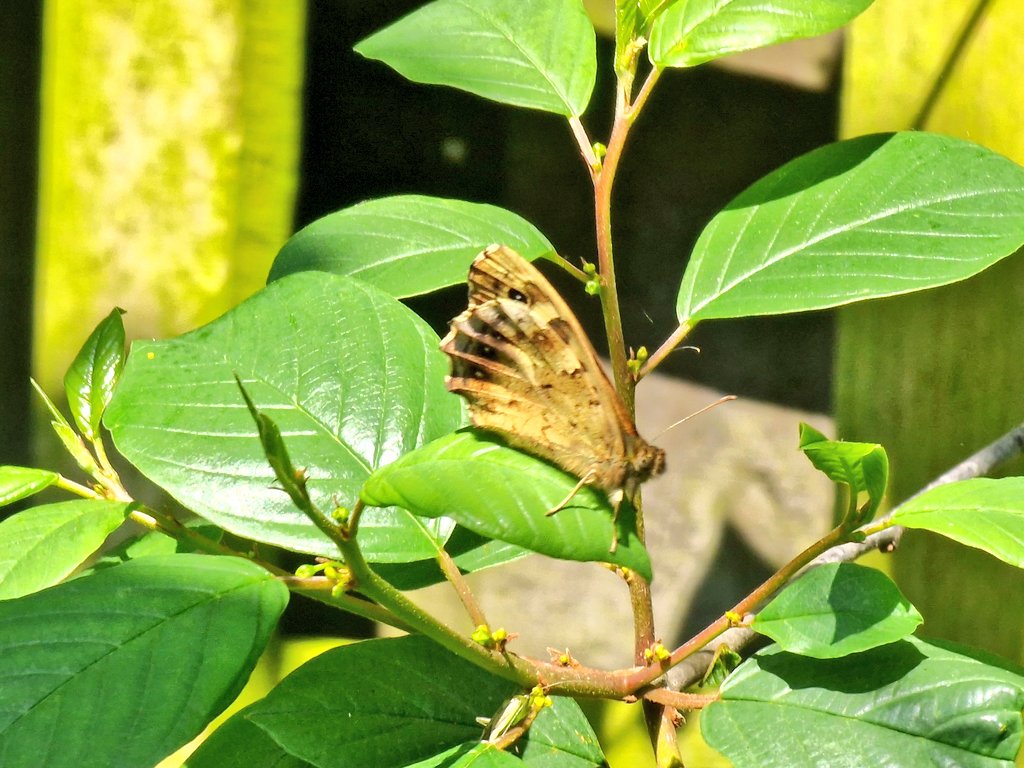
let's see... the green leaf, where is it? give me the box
[246,636,604,768]
[31,379,100,474]
[0,466,58,507]
[184,712,314,768]
[63,307,126,441]
[0,554,287,768]
[799,423,888,524]
[518,696,605,767]
[245,635,520,768]
[703,638,1024,767]
[354,0,596,116]
[0,500,130,599]
[362,431,653,581]
[890,478,1024,569]
[104,272,462,562]
[676,133,1024,323]
[649,0,873,68]
[269,196,554,298]
[752,563,922,658]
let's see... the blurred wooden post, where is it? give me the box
[837,0,1024,661]
[34,0,305,395]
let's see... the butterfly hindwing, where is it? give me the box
[441,244,666,499]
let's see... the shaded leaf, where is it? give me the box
[245,635,519,768]
[0,555,287,768]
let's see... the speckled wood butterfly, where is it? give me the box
[441,245,665,544]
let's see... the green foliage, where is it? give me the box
[889,477,1024,568]
[799,423,888,525]
[268,196,554,298]
[104,271,462,562]
[649,0,874,68]
[354,0,596,116]
[6,1,1024,766]
[0,499,129,599]
[363,431,652,580]
[62,307,125,442]
[702,638,1024,767]
[752,563,922,658]
[0,555,287,768]
[676,133,1024,324]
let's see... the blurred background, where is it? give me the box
[2,0,1023,764]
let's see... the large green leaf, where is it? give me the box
[0,500,129,599]
[702,638,1024,767]
[354,0,596,116]
[650,0,873,68]
[246,635,603,768]
[63,307,125,442]
[752,563,921,658]
[268,196,554,298]
[0,554,287,768]
[676,133,1024,324]
[361,431,652,581]
[245,635,516,768]
[105,272,462,561]
[890,478,1024,569]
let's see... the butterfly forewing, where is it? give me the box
[441,244,665,498]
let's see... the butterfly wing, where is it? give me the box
[441,245,662,492]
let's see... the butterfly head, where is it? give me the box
[630,442,666,483]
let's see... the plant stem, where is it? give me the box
[594,101,634,410]
[662,523,851,671]
[568,115,600,178]
[436,546,490,630]
[638,321,693,380]
[54,474,102,498]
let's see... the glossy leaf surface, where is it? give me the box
[677,133,1024,323]
[355,0,596,116]
[269,196,554,298]
[106,272,462,561]
[361,431,652,580]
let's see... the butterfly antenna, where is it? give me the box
[652,395,737,440]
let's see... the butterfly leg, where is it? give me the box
[545,469,597,517]
[606,489,625,553]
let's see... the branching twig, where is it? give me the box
[662,420,1024,691]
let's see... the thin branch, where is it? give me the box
[625,66,662,122]
[568,116,600,178]
[638,321,693,380]
[642,687,718,711]
[436,546,490,630]
[662,420,1024,692]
